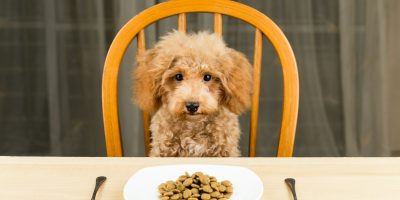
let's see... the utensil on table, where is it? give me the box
[285,178,298,200]
[91,176,107,200]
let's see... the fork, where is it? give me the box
[285,178,298,200]
[91,176,107,200]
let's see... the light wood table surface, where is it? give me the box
[0,157,400,199]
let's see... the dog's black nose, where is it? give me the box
[186,102,199,113]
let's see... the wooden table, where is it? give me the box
[0,157,400,199]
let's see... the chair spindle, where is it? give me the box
[178,13,186,32]
[137,30,151,156]
[214,13,222,36]
[249,29,263,157]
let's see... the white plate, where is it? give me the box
[123,164,263,200]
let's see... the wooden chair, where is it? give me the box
[102,0,299,157]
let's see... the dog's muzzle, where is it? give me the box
[185,102,199,113]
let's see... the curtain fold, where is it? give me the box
[276,0,341,156]
[0,0,106,156]
[385,0,400,156]
[339,0,391,156]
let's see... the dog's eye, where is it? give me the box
[203,74,212,82]
[175,74,183,81]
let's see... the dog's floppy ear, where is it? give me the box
[133,48,164,113]
[220,49,253,114]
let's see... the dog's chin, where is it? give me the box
[168,108,218,120]
[183,112,205,120]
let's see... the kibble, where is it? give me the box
[202,185,213,193]
[170,194,180,199]
[218,185,226,192]
[191,188,199,194]
[183,189,192,198]
[201,193,211,199]
[158,172,233,200]
[183,178,193,186]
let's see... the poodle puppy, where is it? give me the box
[133,31,253,157]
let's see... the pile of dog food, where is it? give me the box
[158,171,233,200]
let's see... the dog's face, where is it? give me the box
[134,31,253,117]
[160,58,222,117]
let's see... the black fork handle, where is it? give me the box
[285,178,298,200]
[91,176,107,200]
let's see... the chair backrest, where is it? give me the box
[102,0,299,157]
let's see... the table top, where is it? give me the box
[0,157,400,200]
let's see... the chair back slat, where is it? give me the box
[137,30,152,156]
[214,13,222,36]
[249,29,263,157]
[142,111,151,156]
[178,13,187,32]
